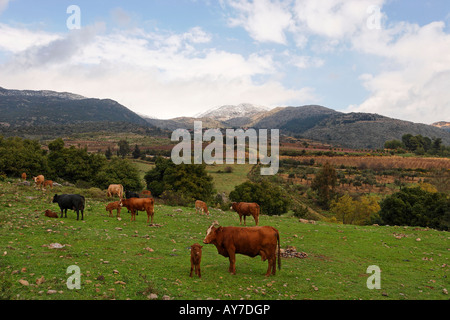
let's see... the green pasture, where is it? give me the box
[0,182,448,300]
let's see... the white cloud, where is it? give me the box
[0,23,314,119]
[0,23,61,53]
[293,0,386,40]
[224,0,294,44]
[349,21,450,123]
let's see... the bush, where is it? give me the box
[292,204,309,219]
[144,157,215,204]
[92,157,143,191]
[378,187,449,231]
[229,180,291,216]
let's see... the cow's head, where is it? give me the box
[203,221,220,244]
[190,243,203,256]
[230,202,238,211]
[52,194,59,203]
[118,199,123,207]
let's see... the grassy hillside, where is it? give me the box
[0,181,448,300]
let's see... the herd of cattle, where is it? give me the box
[22,173,282,277]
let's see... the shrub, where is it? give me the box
[378,187,449,231]
[144,157,215,204]
[229,180,291,216]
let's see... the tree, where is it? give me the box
[105,147,112,160]
[144,157,215,204]
[378,187,449,231]
[132,144,141,159]
[118,140,130,158]
[229,180,291,216]
[311,162,337,209]
[331,193,380,225]
[384,139,403,150]
[0,136,49,178]
[93,157,143,191]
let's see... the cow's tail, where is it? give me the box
[276,229,281,271]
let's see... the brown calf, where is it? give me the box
[195,200,209,215]
[106,201,121,217]
[44,180,53,189]
[44,209,59,218]
[189,243,203,278]
[33,175,45,190]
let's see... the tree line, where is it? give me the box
[0,136,143,191]
[385,134,449,156]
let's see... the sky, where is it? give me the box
[0,0,449,123]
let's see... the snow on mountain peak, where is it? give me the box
[197,103,269,121]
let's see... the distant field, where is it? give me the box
[205,163,254,194]
[0,181,448,300]
[287,155,450,170]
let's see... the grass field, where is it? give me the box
[0,181,448,301]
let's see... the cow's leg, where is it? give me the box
[239,214,242,225]
[227,249,236,275]
[197,264,201,278]
[254,214,259,226]
[243,215,247,226]
[81,209,84,221]
[190,262,194,277]
[64,209,68,218]
[130,210,134,222]
[76,209,79,221]
[60,209,64,218]
[271,253,277,275]
[265,258,273,277]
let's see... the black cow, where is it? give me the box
[52,194,85,220]
[125,191,140,199]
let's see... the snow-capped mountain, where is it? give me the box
[0,87,85,100]
[196,103,269,121]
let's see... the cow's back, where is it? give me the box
[126,198,154,211]
[221,226,278,256]
[58,194,85,209]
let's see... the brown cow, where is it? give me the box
[21,172,27,181]
[105,201,121,218]
[203,222,281,276]
[195,200,209,215]
[44,209,59,218]
[231,202,260,226]
[189,243,203,278]
[107,184,124,198]
[140,190,152,197]
[33,175,45,190]
[119,197,155,223]
[44,180,53,189]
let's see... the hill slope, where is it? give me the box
[0,87,149,127]
[252,107,450,149]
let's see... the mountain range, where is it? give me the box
[1,87,449,149]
